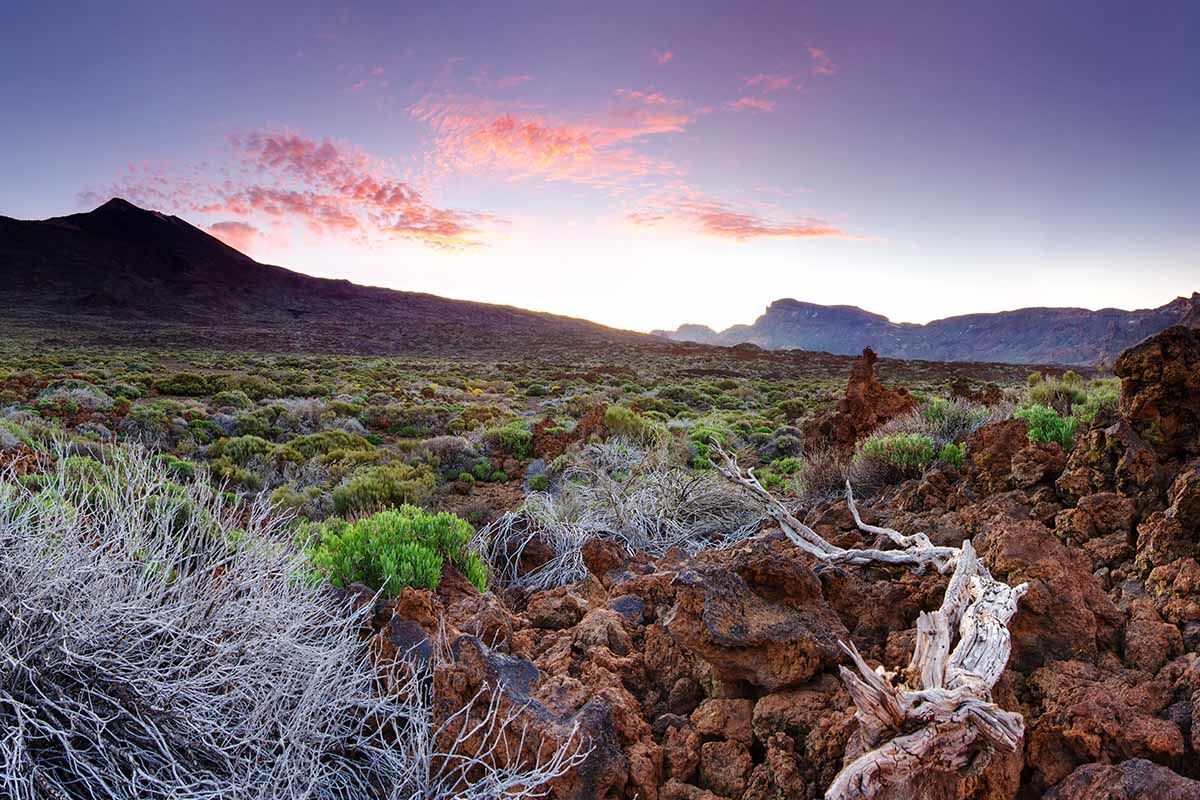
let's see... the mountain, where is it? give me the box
[0,198,646,355]
[653,295,1200,366]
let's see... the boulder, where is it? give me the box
[1044,758,1200,800]
[976,519,1122,670]
[1114,326,1200,461]
[964,418,1028,495]
[664,540,848,690]
[1056,419,1164,507]
[1025,660,1186,791]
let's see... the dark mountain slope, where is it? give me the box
[0,199,646,354]
[654,294,1200,366]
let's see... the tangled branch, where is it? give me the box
[0,445,584,799]
[714,446,1028,800]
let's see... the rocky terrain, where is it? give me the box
[363,326,1200,799]
[654,296,1200,366]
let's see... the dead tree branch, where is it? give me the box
[713,445,1027,800]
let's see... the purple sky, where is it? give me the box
[2,1,1197,331]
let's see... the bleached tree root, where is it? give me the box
[715,448,1027,800]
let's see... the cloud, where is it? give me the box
[91,132,492,249]
[410,90,694,187]
[207,220,260,252]
[495,74,532,89]
[728,96,777,113]
[653,49,674,64]
[743,73,796,93]
[808,46,837,76]
[630,194,851,241]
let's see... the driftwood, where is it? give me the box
[715,447,1027,800]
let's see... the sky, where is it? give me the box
[2,1,1198,332]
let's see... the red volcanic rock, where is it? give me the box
[1123,599,1184,673]
[804,347,916,450]
[1025,660,1186,791]
[1114,326,1200,461]
[698,739,752,798]
[1044,758,1200,800]
[1056,419,1164,507]
[964,418,1029,495]
[743,733,807,800]
[1054,491,1137,570]
[1146,557,1200,626]
[526,587,590,630]
[663,540,848,690]
[1010,440,1068,489]
[1136,461,1200,575]
[976,519,1122,670]
[690,699,754,747]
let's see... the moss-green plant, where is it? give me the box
[481,421,534,459]
[856,432,936,476]
[1014,404,1076,449]
[938,442,965,469]
[603,404,666,445]
[308,506,487,594]
[331,463,436,516]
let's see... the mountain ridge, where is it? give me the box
[653,293,1200,366]
[0,198,648,354]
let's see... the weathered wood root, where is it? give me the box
[714,447,1028,800]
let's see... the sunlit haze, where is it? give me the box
[2,1,1197,331]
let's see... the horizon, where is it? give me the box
[3,2,1198,331]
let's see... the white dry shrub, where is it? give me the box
[875,397,1010,448]
[0,445,580,800]
[476,439,762,590]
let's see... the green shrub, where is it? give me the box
[308,506,487,594]
[1014,404,1076,449]
[154,372,211,397]
[528,473,550,492]
[1073,378,1119,425]
[603,405,666,445]
[217,374,281,401]
[212,389,254,410]
[853,432,936,486]
[481,421,533,459]
[1027,372,1043,387]
[332,464,436,516]
[938,442,966,469]
[288,430,374,460]
[1028,379,1086,414]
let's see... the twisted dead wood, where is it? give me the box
[714,447,1027,800]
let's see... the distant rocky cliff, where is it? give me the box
[653,294,1200,366]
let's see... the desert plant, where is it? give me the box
[0,444,578,799]
[938,442,966,468]
[1014,404,1076,449]
[602,405,666,445]
[851,432,936,488]
[308,505,488,594]
[477,440,760,590]
[481,422,534,459]
[331,463,437,516]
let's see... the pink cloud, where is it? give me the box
[653,49,674,64]
[410,90,693,187]
[208,220,260,252]
[808,46,837,76]
[92,132,492,249]
[728,96,777,113]
[631,194,851,241]
[743,73,796,93]
[495,74,532,89]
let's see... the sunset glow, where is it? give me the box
[2,1,1197,331]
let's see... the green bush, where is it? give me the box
[212,389,254,410]
[528,473,550,492]
[1028,378,1086,414]
[938,442,966,468]
[481,421,533,459]
[855,432,936,481]
[1072,378,1119,425]
[308,506,487,594]
[332,464,436,516]
[603,405,666,445]
[154,372,211,397]
[1014,404,1076,449]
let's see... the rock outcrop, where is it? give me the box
[804,347,916,451]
